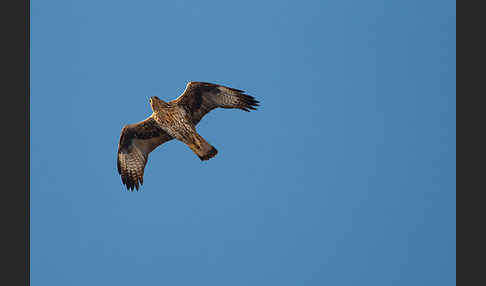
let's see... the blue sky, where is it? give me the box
[31,0,456,285]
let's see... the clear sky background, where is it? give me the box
[31,0,456,285]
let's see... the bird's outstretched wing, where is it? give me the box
[117,116,173,191]
[172,82,259,124]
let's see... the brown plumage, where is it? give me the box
[117,81,260,191]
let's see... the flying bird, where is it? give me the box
[117,81,260,191]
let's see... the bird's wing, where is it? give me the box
[172,81,259,124]
[117,116,173,191]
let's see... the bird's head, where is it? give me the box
[149,96,167,111]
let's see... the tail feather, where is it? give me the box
[198,146,218,161]
[188,134,218,161]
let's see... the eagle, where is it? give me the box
[117,81,260,191]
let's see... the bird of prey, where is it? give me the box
[117,81,260,191]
